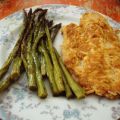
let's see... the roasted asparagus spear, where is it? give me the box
[0,8,32,79]
[32,16,48,98]
[0,26,25,79]
[32,51,47,98]
[0,9,27,92]
[54,48,85,99]
[40,55,46,76]
[26,29,37,90]
[23,8,46,91]
[55,49,73,98]
[45,26,65,93]
[0,55,23,92]
[10,56,22,81]
[39,41,59,96]
[0,76,11,92]
[40,22,60,76]
[50,23,61,42]
[21,9,33,71]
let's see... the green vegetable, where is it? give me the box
[0,76,11,93]
[40,55,46,76]
[54,48,85,99]
[32,51,47,98]
[55,50,73,98]
[45,26,65,93]
[0,26,25,79]
[26,27,37,90]
[39,42,59,96]
[0,56,23,92]
[50,23,61,42]
[32,18,48,98]
[10,56,22,81]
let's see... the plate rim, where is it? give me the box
[0,4,120,26]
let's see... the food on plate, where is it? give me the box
[55,49,85,99]
[62,12,120,99]
[39,41,59,96]
[0,25,24,79]
[45,26,65,93]
[0,8,85,99]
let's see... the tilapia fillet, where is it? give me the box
[61,13,120,99]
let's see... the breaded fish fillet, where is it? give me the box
[61,13,120,99]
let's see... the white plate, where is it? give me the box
[0,4,120,120]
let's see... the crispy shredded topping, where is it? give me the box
[62,13,120,99]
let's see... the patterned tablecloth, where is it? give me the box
[0,0,120,22]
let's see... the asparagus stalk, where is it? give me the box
[26,28,37,90]
[21,9,33,72]
[0,26,25,79]
[50,23,61,42]
[34,21,41,40]
[32,32,44,50]
[40,23,61,76]
[0,9,31,92]
[0,56,23,92]
[32,51,47,98]
[0,8,29,81]
[32,19,48,98]
[63,75,73,98]
[39,42,59,96]
[40,22,59,76]
[21,31,28,72]
[33,9,47,32]
[33,16,45,40]
[21,47,27,71]
[24,9,43,91]
[0,9,32,92]
[26,56,36,91]
[55,49,73,98]
[47,20,53,28]
[21,8,44,70]
[33,20,46,76]
[40,54,46,76]
[23,9,47,91]
[33,23,46,76]
[0,76,11,93]
[10,56,22,81]
[45,26,65,93]
[54,48,85,99]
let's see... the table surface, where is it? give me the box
[0,0,120,22]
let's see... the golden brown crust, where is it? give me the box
[61,13,120,99]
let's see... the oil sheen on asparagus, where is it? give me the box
[0,8,85,99]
